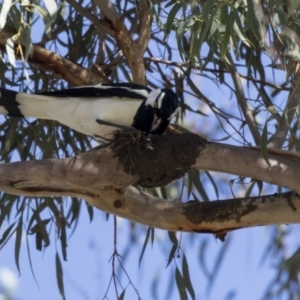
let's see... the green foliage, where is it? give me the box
[0,0,300,299]
[154,0,300,69]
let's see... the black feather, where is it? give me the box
[39,83,151,100]
[0,89,24,117]
[132,88,179,134]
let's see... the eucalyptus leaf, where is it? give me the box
[5,37,16,67]
[0,0,12,29]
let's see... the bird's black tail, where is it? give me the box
[0,88,57,120]
[0,89,24,117]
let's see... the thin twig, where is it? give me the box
[145,57,288,91]
[225,53,261,145]
[94,0,120,25]
[102,216,140,299]
[65,0,115,36]
[112,216,119,298]
[94,10,107,67]
[268,74,300,147]
[94,0,147,84]
[0,27,107,85]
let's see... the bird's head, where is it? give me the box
[157,88,179,120]
[144,88,179,134]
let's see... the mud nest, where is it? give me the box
[111,129,206,187]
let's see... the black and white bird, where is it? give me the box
[0,83,179,140]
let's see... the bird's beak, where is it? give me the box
[168,107,180,120]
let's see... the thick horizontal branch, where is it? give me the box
[0,27,109,86]
[0,132,300,234]
[193,143,300,193]
[0,165,299,236]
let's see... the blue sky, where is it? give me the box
[0,210,289,300]
[0,60,292,299]
[0,1,297,299]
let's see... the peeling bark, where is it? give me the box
[0,132,300,236]
[95,0,151,84]
[0,27,108,86]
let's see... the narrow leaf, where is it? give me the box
[0,0,12,29]
[118,289,126,300]
[165,3,181,32]
[221,22,231,59]
[32,5,52,37]
[43,0,58,21]
[0,222,16,245]
[60,218,67,261]
[232,13,251,47]
[261,120,271,166]
[285,247,300,266]
[204,171,219,199]
[15,215,23,275]
[35,233,42,251]
[166,244,177,268]
[206,238,231,295]
[175,267,188,300]
[86,202,93,222]
[6,37,16,67]
[190,170,209,201]
[8,5,21,30]
[150,227,155,246]
[20,23,32,61]
[139,227,151,266]
[56,252,66,300]
[0,199,15,228]
[168,231,178,245]
[182,254,195,300]
[25,232,40,288]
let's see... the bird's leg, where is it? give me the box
[96,119,130,130]
[93,134,111,143]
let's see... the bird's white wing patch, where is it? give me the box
[46,97,142,137]
[145,89,162,107]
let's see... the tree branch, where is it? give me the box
[93,0,121,26]
[145,57,289,91]
[268,73,300,148]
[94,0,149,84]
[0,155,300,236]
[193,143,300,193]
[226,53,261,145]
[0,27,109,86]
[136,3,152,53]
[0,133,300,235]
[65,0,115,36]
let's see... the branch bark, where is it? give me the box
[65,0,115,36]
[0,133,300,235]
[0,27,109,86]
[1,1,152,85]
[96,0,151,85]
[226,53,261,145]
[268,72,300,148]
[93,0,121,25]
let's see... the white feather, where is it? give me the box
[15,93,142,138]
[145,89,162,107]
